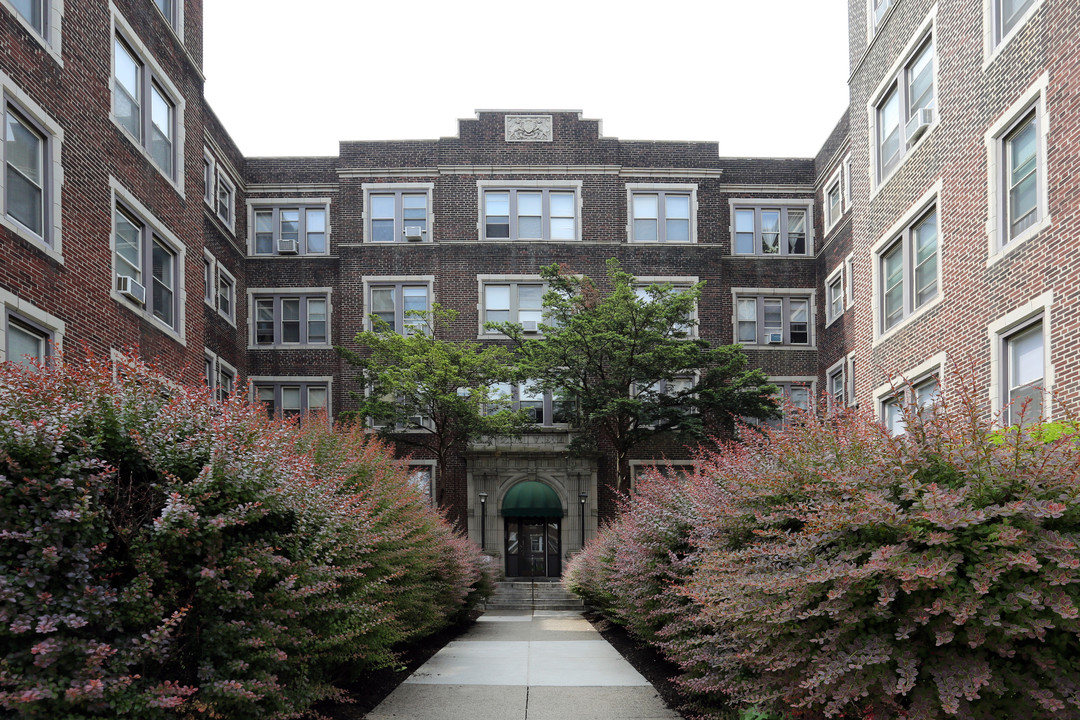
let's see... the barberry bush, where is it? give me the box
[0,355,492,719]
[566,382,1080,719]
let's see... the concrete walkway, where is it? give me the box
[366,610,681,719]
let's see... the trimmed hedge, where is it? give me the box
[0,355,492,719]
[566,383,1080,719]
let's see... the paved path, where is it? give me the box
[366,610,680,719]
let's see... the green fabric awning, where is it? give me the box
[501,481,563,517]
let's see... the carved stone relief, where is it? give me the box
[505,115,553,142]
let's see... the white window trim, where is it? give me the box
[843,154,853,208]
[0,0,63,63]
[246,287,334,350]
[361,275,435,333]
[476,179,583,243]
[361,182,434,244]
[636,275,700,339]
[825,358,847,411]
[984,72,1050,267]
[202,148,215,207]
[627,459,698,494]
[873,351,948,422]
[867,5,939,196]
[216,355,237,401]
[0,287,65,363]
[846,351,858,407]
[730,287,817,350]
[866,0,897,43]
[110,4,186,196]
[250,375,334,418]
[825,265,845,327]
[870,180,944,347]
[844,253,855,308]
[0,69,64,263]
[152,0,184,45]
[246,197,333,256]
[216,263,236,327]
[109,176,187,346]
[625,182,699,244]
[987,291,1054,426]
[983,0,1047,68]
[202,249,216,308]
[407,459,437,505]
[476,273,546,339]
[727,198,815,256]
[216,171,235,233]
[202,347,218,391]
[823,165,845,234]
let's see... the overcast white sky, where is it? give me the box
[204,1,849,159]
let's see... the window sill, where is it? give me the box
[364,239,434,244]
[986,215,1051,268]
[873,292,943,348]
[1,0,63,66]
[739,344,817,351]
[216,310,236,328]
[983,0,1047,70]
[870,120,939,200]
[0,215,63,265]
[248,343,334,351]
[111,115,184,199]
[480,238,584,243]
[247,252,338,260]
[825,312,845,329]
[626,239,696,245]
[729,253,814,260]
[113,292,185,346]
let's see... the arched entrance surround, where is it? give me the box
[501,480,563,578]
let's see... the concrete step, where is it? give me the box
[485,580,584,611]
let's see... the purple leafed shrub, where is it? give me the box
[567,381,1080,719]
[0,355,492,719]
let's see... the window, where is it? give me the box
[629,190,692,243]
[481,280,545,333]
[731,204,811,255]
[879,373,940,436]
[882,395,904,435]
[112,30,179,179]
[5,312,48,368]
[871,0,893,33]
[634,281,697,338]
[875,32,935,182]
[113,201,180,331]
[408,462,436,504]
[826,269,844,325]
[628,460,696,493]
[994,0,1038,47]
[735,295,812,346]
[486,382,574,426]
[763,381,813,429]
[252,205,329,255]
[202,254,214,305]
[878,205,938,334]
[827,364,846,410]
[1002,320,1044,426]
[251,293,329,347]
[217,266,235,323]
[4,102,46,240]
[154,0,177,28]
[366,282,430,335]
[217,361,235,401]
[203,152,214,205]
[216,172,234,228]
[364,185,432,243]
[844,254,855,307]
[481,187,578,241]
[256,382,329,418]
[8,0,44,35]
[824,164,846,233]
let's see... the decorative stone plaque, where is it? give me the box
[505,115,553,142]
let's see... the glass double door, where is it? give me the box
[505,518,561,578]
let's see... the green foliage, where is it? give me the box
[341,304,531,478]
[491,259,778,491]
[0,355,493,719]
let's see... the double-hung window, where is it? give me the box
[4,102,47,240]
[256,382,329,418]
[154,0,179,31]
[731,204,810,255]
[634,282,697,338]
[252,205,329,255]
[875,32,935,182]
[993,0,1040,49]
[826,269,845,325]
[479,185,579,241]
[764,382,813,429]
[367,281,430,335]
[880,372,940,435]
[217,267,235,323]
[870,0,893,33]
[736,295,812,346]
[1002,319,1044,426]
[878,205,938,334]
[628,188,693,243]
[216,172,234,228]
[113,201,180,332]
[827,363,846,410]
[5,312,48,368]
[364,185,432,243]
[487,382,574,426]
[112,31,179,179]
[252,293,329,346]
[482,280,545,334]
[9,0,45,35]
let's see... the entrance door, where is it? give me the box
[505,518,561,578]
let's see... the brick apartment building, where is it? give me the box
[0,0,1075,578]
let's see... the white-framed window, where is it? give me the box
[988,293,1053,427]
[730,201,812,256]
[825,266,845,326]
[628,459,696,493]
[2,0,62,59]
[634,278,698,338]
[762,379,814,429]
[872,353,946,436]
[217,357,236,401]
[869,0,894,35]
[479,276,546,336]
[871,14,937,186]
[250,202,330,255]
[407,460,437,504]
[826,360,846,411]
[734,291,814,347]
[202,149,214,206]
[844,253,855,307]
[878,203,939,335]
[486,381,575,426]
[202,251,215,307]
[153,0,184,38]
[479,183,580,241]
[986,0,1045,60]
[626,184,696,243]
[1,290,63,368]
[824,164,846,233]
[363,183,433,243]
[217,264,236,325]
[202,348,216,391]
[249,290,331,348]
[985,74,1049,262]
[111,180,185,340]
[363,277,433,335]
[216,172,235,229]
[111,19,183,184]
[254,380,331,419]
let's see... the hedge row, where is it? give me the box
[566,382,1080,719]
[0,356,493,719]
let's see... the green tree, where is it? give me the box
[340,304,530,494]
[490,259,778,492]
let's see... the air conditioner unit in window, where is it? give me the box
[404,226,424,241]
[905,106,935,143]
[521,320,540,333]
[766,332,784,344]
[117,275,146,304]
[278,238,299,255]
